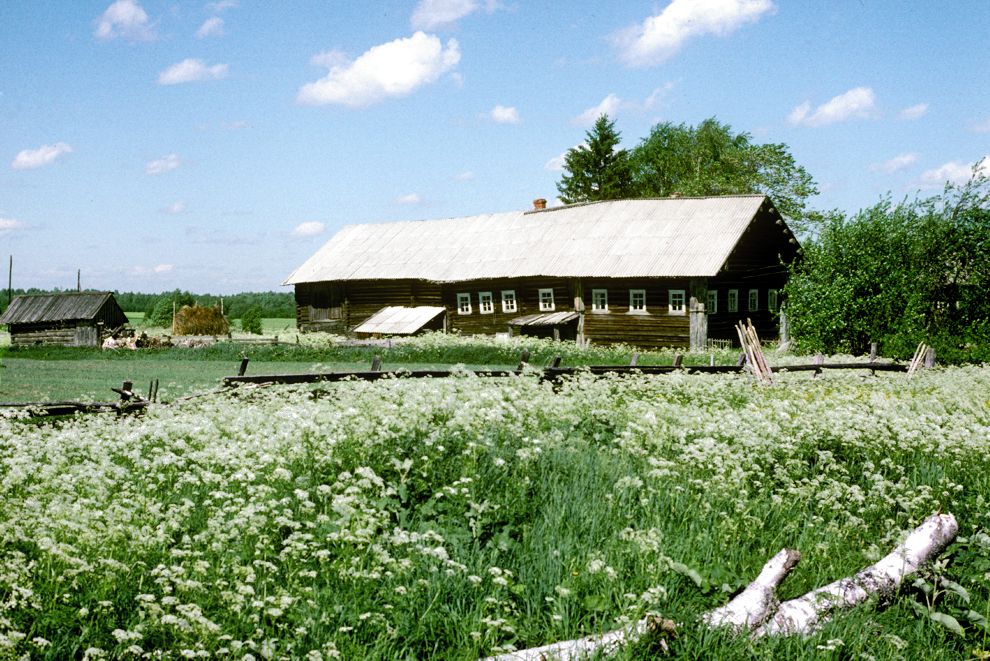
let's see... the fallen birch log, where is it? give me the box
[483,513,957,661]
[702,548,802,632]
[756,512,958,636]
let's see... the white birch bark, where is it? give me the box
[702,548,801,631]
[482,513,958,660]
[756,512,958,636]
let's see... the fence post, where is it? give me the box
[517,349,530,371]
[238,356,250,376]
[630,352,639,366]
[924,347,936,368]
[371,355,382,371]
[673,353,683,368]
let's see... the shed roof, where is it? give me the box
[507,311,580,327]
[285,195,781,285]
[0,292,119,325]
[352,306,446,335]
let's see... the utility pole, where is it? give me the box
[77,269,81,292]
[7,255,11,309]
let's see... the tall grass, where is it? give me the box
[5,331,736,367]
[1,367,988,658]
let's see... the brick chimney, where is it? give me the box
[532,198,547,210]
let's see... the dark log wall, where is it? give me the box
[581,278,690,348]
[9,321,100,347]
[443,277,571,336]
[295,280,443,333]
[96,300,129,329]
[707,204,799,343]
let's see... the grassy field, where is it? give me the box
[0,366,987,659]
[0,331,749,402]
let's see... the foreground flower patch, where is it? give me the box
[1,367,988,659]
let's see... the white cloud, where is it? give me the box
[153,264,174,274]
[162,200,187,214]
[291,221,325,238]
[94,0,154,41]
[395,193,422,205]
[572,94,622,126]
[220,120,249,130]
[614,0,774,67]
[0,218,27,236]
[310,50,349,69]
[157,59,229,85]
[545,144,584,171]
[544,152,567,171]
[411,0,501,29]
[918,158,990,187]
[146,154,181,175]
[972,117,990,133]
[640,83,675,111]
[869,153,918,173]
[412,0,477,30]
[788,86,876,127]
[196,16,224,38]
[206,0,238,11]
[297,32,460,108]
[898,103,928,120]
[453,171,475,181]
[11,142,73,170]
[489,105,521,124]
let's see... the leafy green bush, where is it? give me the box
[144,290,196,328]
[239,305,263,335]
[786,165,990,363]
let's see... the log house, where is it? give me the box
[284,196,800,349]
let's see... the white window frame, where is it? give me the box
[591,288,608,312]
[727,289,739,313]
[668,289,686,315]
[501,290,517,313]
[456,292,472,315]
[479,291,494,314]
[628,289,647,313]
[748,289,759,311]
[538,288,555,312]
[768,289,779,312]
[707,290,718,315]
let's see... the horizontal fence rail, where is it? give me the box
[2,351,915,419]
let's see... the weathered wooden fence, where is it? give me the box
[2,346,925,419]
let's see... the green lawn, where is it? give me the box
[0,357,510,402]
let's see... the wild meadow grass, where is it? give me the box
[1,332,740,402]
[1,365,988,659]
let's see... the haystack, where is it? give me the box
[173,304,230,336]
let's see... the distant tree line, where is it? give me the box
[1,289,294,322]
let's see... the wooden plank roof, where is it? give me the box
[352,306,446,335]
[0,292,119,325]
[507,311,580,327]
[285,195,785,285]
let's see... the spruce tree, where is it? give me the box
[556,114,634,204]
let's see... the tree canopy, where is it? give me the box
[555,115,634,204]
[555,115,820,233]
[784,163,990,362]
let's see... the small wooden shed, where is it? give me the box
[0,292,128,347]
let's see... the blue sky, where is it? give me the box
[2,1,988,294]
